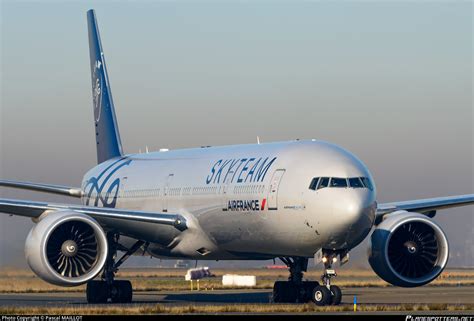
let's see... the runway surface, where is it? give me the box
[0,286,473,307]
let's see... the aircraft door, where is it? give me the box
[117,176,128,207]
[163,173,174,212]
[221,174,232,211]
[267,169,285,210]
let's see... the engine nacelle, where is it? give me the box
[25,210,108,286]
[368,211,449,287]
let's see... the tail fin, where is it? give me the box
[87,9,123,164]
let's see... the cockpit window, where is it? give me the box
[348,177,364,188]
[360,177,374,191]
[309,177,319,190]
[317,177,330,189]
[330,178,348,188]
[309,176,372,190]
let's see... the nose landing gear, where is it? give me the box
[313,264,342,306]
[272,255,342,306]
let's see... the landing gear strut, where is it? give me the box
[313,252,342,306]
[272,254,342,306]
[86,233,145,304]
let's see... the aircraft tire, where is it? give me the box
[111,280,133,303]
[273,281,298,303]
[330,285,342,305]
[86,280,108,304]
[301,281,319,303]
[312,285,332,306]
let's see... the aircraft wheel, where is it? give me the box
[330,285,342,305]
[273,281,297,303]
[111,280,133,303]
[272,281,285,303]
[301,281,319,303]
[86,280,108,304]
[312,285,332,306]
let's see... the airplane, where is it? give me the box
[1,9,473,305]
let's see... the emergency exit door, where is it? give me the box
[163,173,174,212]
[267,169,285,210]
[221,174,232,211]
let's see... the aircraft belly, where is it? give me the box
[198,208,323,258]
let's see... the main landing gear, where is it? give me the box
[272,254,342,306]
[86,233,145,304]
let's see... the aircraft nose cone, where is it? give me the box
[334,193,367,222]
[330,191,376,249]
[345,198,364,221]
[345,193,376,248]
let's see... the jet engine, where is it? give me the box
[368,211,448,287]
[25,210,108,286]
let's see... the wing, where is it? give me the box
[376,194,474,223]
[0,180,82,198]
[0,198,187,231]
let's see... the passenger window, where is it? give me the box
[330,178,348,188]
[361,177,374,191]
[349,177,364,188]
[317,177,330,189]
[309,177,319,190]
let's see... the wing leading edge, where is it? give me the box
[377,194,474,219]
[0,198,187,231]
[0,180,83,198]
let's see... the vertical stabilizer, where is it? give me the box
[87,9,123,163]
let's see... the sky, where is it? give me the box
[0,1,472,269]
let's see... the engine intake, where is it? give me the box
[25,211,108,286]
[368,211,448,287]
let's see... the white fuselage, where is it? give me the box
[81,140,377,260]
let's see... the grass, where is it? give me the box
[0,268,474,293]
[0,268,473,314]
[0,268,473,293]
[0,303,473,314]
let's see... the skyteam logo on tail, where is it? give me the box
[92,59,102,122]
[83,157,131,208]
